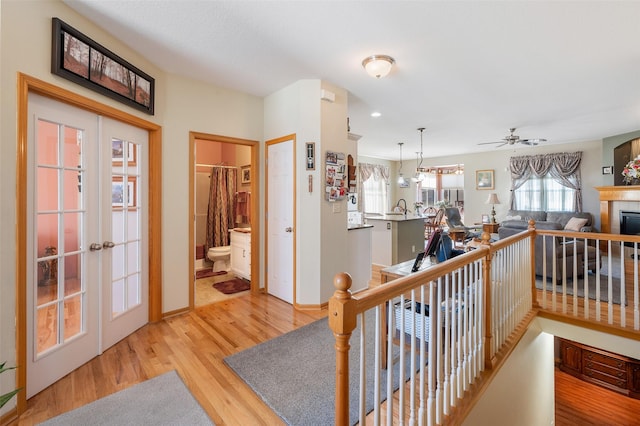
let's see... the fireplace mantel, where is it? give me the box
[595,185,640,233]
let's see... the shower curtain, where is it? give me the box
[206,167,237,250]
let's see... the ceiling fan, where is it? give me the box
[478,128,547,148]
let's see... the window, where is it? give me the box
[514,174,576,211]
[359,163,389,214]
[509,152,582,212]
[362,174,388,214]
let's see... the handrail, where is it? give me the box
[329,221,640,425]
[329,232,534,425]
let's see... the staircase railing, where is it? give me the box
[329,222,640,425]
[329,231,534,425]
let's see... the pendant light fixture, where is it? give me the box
[397,142,408,186]
[411,127,427,182]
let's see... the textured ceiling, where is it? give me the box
[64,0,640,160]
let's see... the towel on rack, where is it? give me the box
[235,191,251,224]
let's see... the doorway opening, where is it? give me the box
[188,132,259,308]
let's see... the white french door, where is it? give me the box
[266,138,295,304]
[26,94,148,397]
[101,118,148,349]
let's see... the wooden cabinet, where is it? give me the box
[559,338,640,399]
[230,230,251,280]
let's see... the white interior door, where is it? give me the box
[26,94,148,397]
[266,139,294,303]
[101,118,148,349]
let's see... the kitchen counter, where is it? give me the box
[367,215,426,266]
[365,214,426,222]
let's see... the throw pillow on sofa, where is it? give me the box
[564,217,589,231]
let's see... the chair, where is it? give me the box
[424,208,444,239]
[444,207,480,242]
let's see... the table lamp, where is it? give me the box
[486,193,501,223]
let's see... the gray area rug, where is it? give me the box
[224,311,410,426]
[40,370,213,425]
[536,273,626,304]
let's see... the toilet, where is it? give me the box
[207,246,231,272]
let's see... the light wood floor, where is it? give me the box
[555,367,640,426]
[14,292,326,425]
[14,288,640,425]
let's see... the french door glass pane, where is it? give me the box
[37,304,57,353]
[110,138,142,318]
[63,295,82,339]
[37,168,58,211]
[35,118,86,356]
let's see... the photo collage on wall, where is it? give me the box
[325,151,347,201]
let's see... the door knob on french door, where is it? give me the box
[89,243,103,251]
[285,227,293,232]
[103,241,115,249]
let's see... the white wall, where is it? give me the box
[162,74,262,310]
[319,82,350,302]
[464,322,555,426]
[264,80,349,305]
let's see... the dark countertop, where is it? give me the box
[365,214,426,222]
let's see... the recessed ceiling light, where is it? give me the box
[371,112,381,118]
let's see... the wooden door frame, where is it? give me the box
[15,73,162,414]
[265,135,297,306]
[188,132,260,309]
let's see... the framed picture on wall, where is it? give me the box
[476,169,494,190]
[51,18,155,115]
[241,165,251,184]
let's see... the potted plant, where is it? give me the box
[622,156,640,185]
[0,362,21,408]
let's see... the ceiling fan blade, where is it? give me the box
[495,142,508,148]
[477,141,505,145]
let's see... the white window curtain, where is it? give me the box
[510,152,582,212]
[358,163,389,214]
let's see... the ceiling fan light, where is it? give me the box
[362,55,395,79]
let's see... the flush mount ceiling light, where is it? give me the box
[362,55,395,79]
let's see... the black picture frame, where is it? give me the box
[602,166,613,175]
[51,17,155,115]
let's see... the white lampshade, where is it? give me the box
[486,193,501,205]
[362,55,395,79]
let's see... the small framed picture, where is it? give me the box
[482,214,490,224]
[602,166,613,175]
[241,165,251,184]
[306,142,315,170]
[476,169,495,190]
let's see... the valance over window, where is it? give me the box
[510,152,582,212]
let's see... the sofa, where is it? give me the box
[498,210,598,282]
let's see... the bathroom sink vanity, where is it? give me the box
[230,229,251,280]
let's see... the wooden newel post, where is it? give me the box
[528,219,540,308]
[481,233,495,369]
[328,272,357,426]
